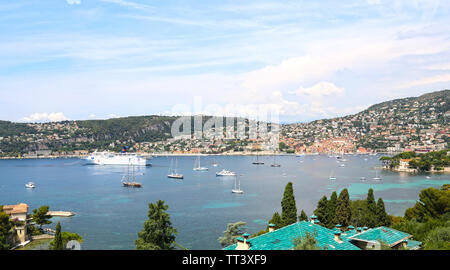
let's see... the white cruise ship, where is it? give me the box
[85,151,151,166]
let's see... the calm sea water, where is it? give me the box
[1,155,449,250]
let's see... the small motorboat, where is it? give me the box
[25,182,35,188]
[216,169,236,176]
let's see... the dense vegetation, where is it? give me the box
[391,184,450,250]
[381,149,450,171]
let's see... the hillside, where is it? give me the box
[281,90,449,153]
[0,90,448,156]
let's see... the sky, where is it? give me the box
[0,0,450,123]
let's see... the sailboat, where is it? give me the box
[193,156,208,171]
[270,155,281,167]
[122,165,142,188]
[372,170,381,181]
[211,157,219,167]
[232,176,244,194]
[329,171,336,181]
[252,154,264,165]
[168,158,184,179]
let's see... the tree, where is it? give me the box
[326,192,338,228]
[404,186,450,222]
[218,221,247,248]
[423,226,450,250]
[293,231,325,250]
[364,189,378,228]
[335,189,352,227]
[0,210,13,250]
[314,196,328,225]
[53,222,63,250]
[50,231,83,250]
[32,206,52,229]
[376,198,391,226]
[135,200,177,250]
[281,182,297,227]
[299,210,308,221]
[268,212,282,230]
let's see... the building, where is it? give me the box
[224,216,421,250]
[2,203,29,245]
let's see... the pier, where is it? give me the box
[47,211,75,217]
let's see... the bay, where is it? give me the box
[0,154,448,250]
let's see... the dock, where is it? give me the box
[47,211,75,217]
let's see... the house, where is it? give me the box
[2,203,29,245]
[398,159,413,171]
[224,216,421,250]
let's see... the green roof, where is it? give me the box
[406,240,422,250]
[349,226,411,247]
[224,221,360,250]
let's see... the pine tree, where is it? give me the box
[335,189,352,227]
[281,182,298,227]
[135,200,177,250]
[376,198,391,226]
[314,196,328,225]
[268,212,282,230]
[364,189,378,228]
[299,210,308,221]
[218,221,247,247]
[53,222,63,250]
[326,192,338,228]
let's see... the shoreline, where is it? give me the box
[0,152,383,160]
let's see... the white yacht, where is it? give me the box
[193,156,208,171]
[85,151,150,166]
[25,182,35,188]
[216,169,236,176]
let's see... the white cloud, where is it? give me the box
[21,112,69,123]
[398,73,450,89]
[66,0,81,5]
[290,82,345,98]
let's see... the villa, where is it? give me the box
[224,216,422,250]
[2,203,30,246]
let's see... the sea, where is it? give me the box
[1,154,449,250]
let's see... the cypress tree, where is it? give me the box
[335,189,352,227]
[314,196,328,225]
[53,222,63,250]
[326,192,338,228]
[364,189,377,228]
[281,182,297,227]
[268,212,282,230]
[299,210,308,221]
[376,198,391,226]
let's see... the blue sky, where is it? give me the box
[0,0,449,123]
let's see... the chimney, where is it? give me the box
[236,233,251,250]
[335,224,342,232]
[363,227,368,232]
[347,225,355,231]
[310,215,317,224]
[356,227,362,233]
[334,231,342,243]
[268,224,276,232]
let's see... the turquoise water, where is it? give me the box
[0,155,448,250]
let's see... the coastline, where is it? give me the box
[0,151,382,160]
